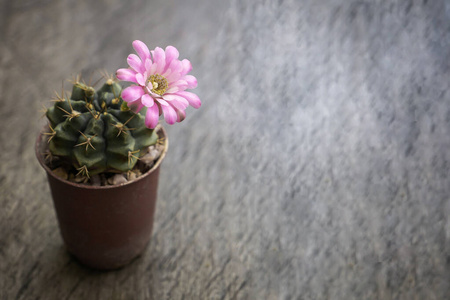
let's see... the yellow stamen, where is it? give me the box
[148,74,168,96]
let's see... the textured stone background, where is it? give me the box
[1,0,450,299]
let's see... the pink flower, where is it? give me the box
[116,40,201,129]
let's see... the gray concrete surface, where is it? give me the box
[1,0,450,299]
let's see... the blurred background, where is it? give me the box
[1,0,450,299]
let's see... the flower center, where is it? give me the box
[148,74,168,96]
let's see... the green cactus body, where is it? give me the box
[46,80,158,175]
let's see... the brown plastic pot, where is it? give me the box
[35,126,168,270]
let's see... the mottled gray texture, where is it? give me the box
[1,0,450,299]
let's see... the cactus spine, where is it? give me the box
[45,78,158,177]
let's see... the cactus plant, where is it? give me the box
[44,77,158,178]
[42,40,201,184]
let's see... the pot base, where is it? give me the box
[67,240,149,271]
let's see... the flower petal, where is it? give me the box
[161,104,177,125]
[177,110,186,122]
[133,40,150,62]
[169,99,189,110]
[165,59,182,76]
[153,47,166,74]
[165,86,180,94]
[145,58,153,73]
[180,59,192,76]
[171,80,188,91]
[136,72,147,86]
[172,105,186,122]
[164,46,179,72]
[156,98,169,106]
[166,70,181,84]
[184,75,198,89]
[127,98,145,113]
[149,61,158,74]
[163,94,189,107]
[145,104,160,129]
[122,85,145,102]
[141,94,155,107]
[116,68,137,83]
[175,91,201,108]
[127,54,145,73]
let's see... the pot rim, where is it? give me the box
[35,124,168,190]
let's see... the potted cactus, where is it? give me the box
[36,40,200,270]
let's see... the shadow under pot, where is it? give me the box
[35,126,168,270]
